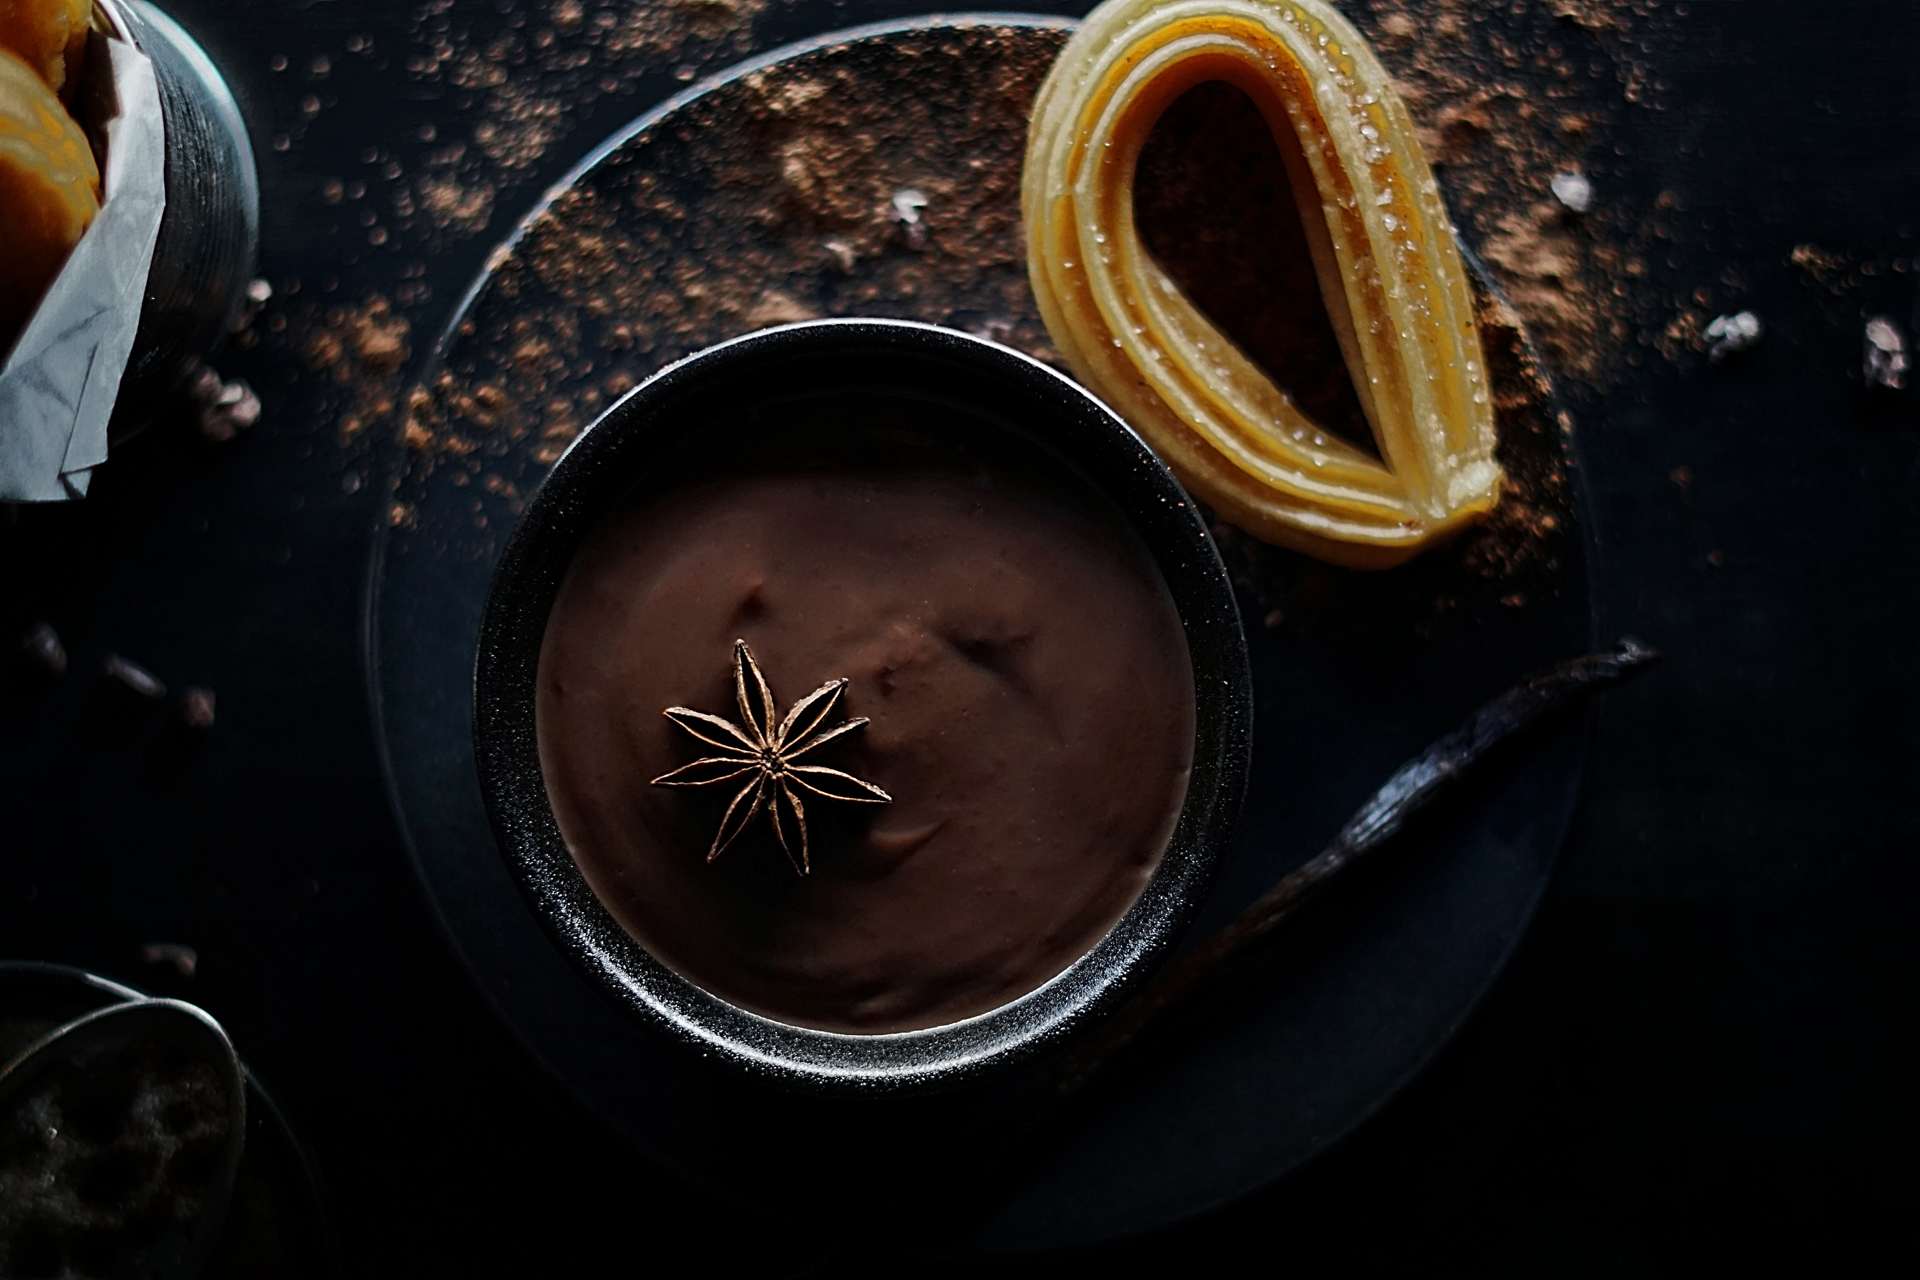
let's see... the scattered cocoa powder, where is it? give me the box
[279,2,1693,426]
[389,0,774,251]
[263,0,1733,621]
[1364,0,1675,381]
[1789,242,1851,293]
[391,16,1581,615]
[405,23,1067,473]
[268,0,792,498]
[1543,0,1620,33]
[302,296,413,447]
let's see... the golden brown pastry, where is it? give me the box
[0,45,101,351]
[1024,0,1503,568]
[0,0,90,96]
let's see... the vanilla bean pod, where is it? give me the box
[831,641,1660,1267]
[1041,636,1660,1105]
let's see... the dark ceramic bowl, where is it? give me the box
[474,319,1252,1095]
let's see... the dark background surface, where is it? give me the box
[2,0,1914,1273]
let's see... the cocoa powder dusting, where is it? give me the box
[386,0,776,251]
[278,2,1695,432]
[302,296,414,520]
[1363,0,1677,383]
[281,3,1713,614]
[407,24,1067,476]
[277,0,789,491]
[446,0,768,179]
[414,21,1571,613]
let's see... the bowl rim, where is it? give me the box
[473,318,1252,1095]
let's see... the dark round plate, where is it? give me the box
[368,14,1595,1253]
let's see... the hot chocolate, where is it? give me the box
[535,397,1196,1033]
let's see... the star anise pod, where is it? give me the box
[651,639,891,875]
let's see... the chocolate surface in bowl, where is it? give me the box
[475,318,1251,1092]
[536,401,1197,1033]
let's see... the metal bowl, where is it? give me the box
[97,0,259,441]
[473,318,1253,1095]
[0,995,247,1280]
[0,961,143,1067]
[0,962,340,1279]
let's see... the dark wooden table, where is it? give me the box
[3,1,1912,1272]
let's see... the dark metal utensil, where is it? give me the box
[0,963,342,1279]
[0,998,248,1280]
